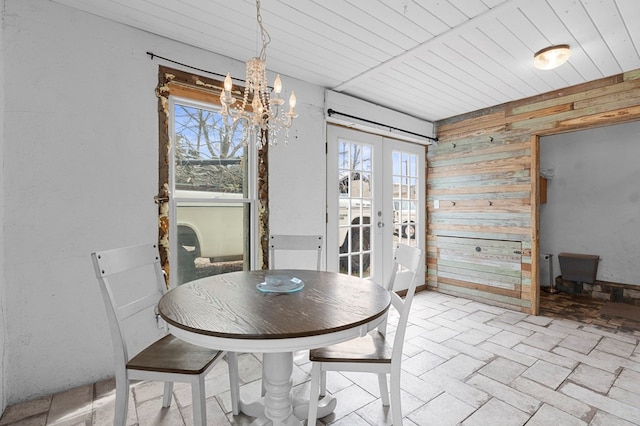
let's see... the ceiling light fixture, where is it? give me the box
[220,0,297,148]
[533,44,571,70]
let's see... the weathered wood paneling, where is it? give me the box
[429,68,640,314]
[437,236,522,290]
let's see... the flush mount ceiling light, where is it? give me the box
[533,44,571,70]
[220,0,298,149]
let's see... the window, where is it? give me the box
[170,98,255,284]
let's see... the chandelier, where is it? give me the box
[220,0,298,149]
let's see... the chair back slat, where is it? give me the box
[92,243,162,277]
[117,293,162,321]
[393,244,423,275]
[269,234,323,270]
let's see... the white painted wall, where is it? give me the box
[540,121,640,286]
[267,82,326,240]
[3,0,161,403]
[1,0,431,406]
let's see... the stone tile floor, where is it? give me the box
[2,290,640,425]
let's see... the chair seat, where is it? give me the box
[309,331,392,364]
[127,334,223,375]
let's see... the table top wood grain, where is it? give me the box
[158,269,391,340]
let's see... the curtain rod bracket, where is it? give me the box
[146,51,231,81]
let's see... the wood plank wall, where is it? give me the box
[429,68,640,314]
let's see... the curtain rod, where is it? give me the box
[327,109,438,142]
[146,51,247,84]
[147,52,437,142]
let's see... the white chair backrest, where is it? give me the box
[91,243,167,367]
[385,244,424,360]
[269,234,323,270]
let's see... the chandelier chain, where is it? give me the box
[256,0,271,62]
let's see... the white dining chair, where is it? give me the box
[258,234,325,397]
[306,244,424,426]
[269,234,323,270]
[91,242,240,426]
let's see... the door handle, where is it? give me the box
[377,221,384,228]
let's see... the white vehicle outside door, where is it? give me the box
[327,125,425,289]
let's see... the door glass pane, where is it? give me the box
[392,150,418,249]
[338,140,372,277]
[173,102,250,284]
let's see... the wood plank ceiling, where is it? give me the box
[50,0,640,122]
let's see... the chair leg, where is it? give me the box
[227,352,240,415]
[162,382,173,408]
[191,378,207,426]
[114,376,129,426]
[378,373,390,406]
[319,369,327,397]
[390,369,402,426]
[307,363,322,425]
[261,363,267,397]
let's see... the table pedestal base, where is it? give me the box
[239,352,337,426]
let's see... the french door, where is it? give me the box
[326,125,425,289]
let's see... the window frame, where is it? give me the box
[155,65,270,286]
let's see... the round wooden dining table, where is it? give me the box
[157,269,391,426]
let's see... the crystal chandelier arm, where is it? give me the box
[288,92,296,115]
